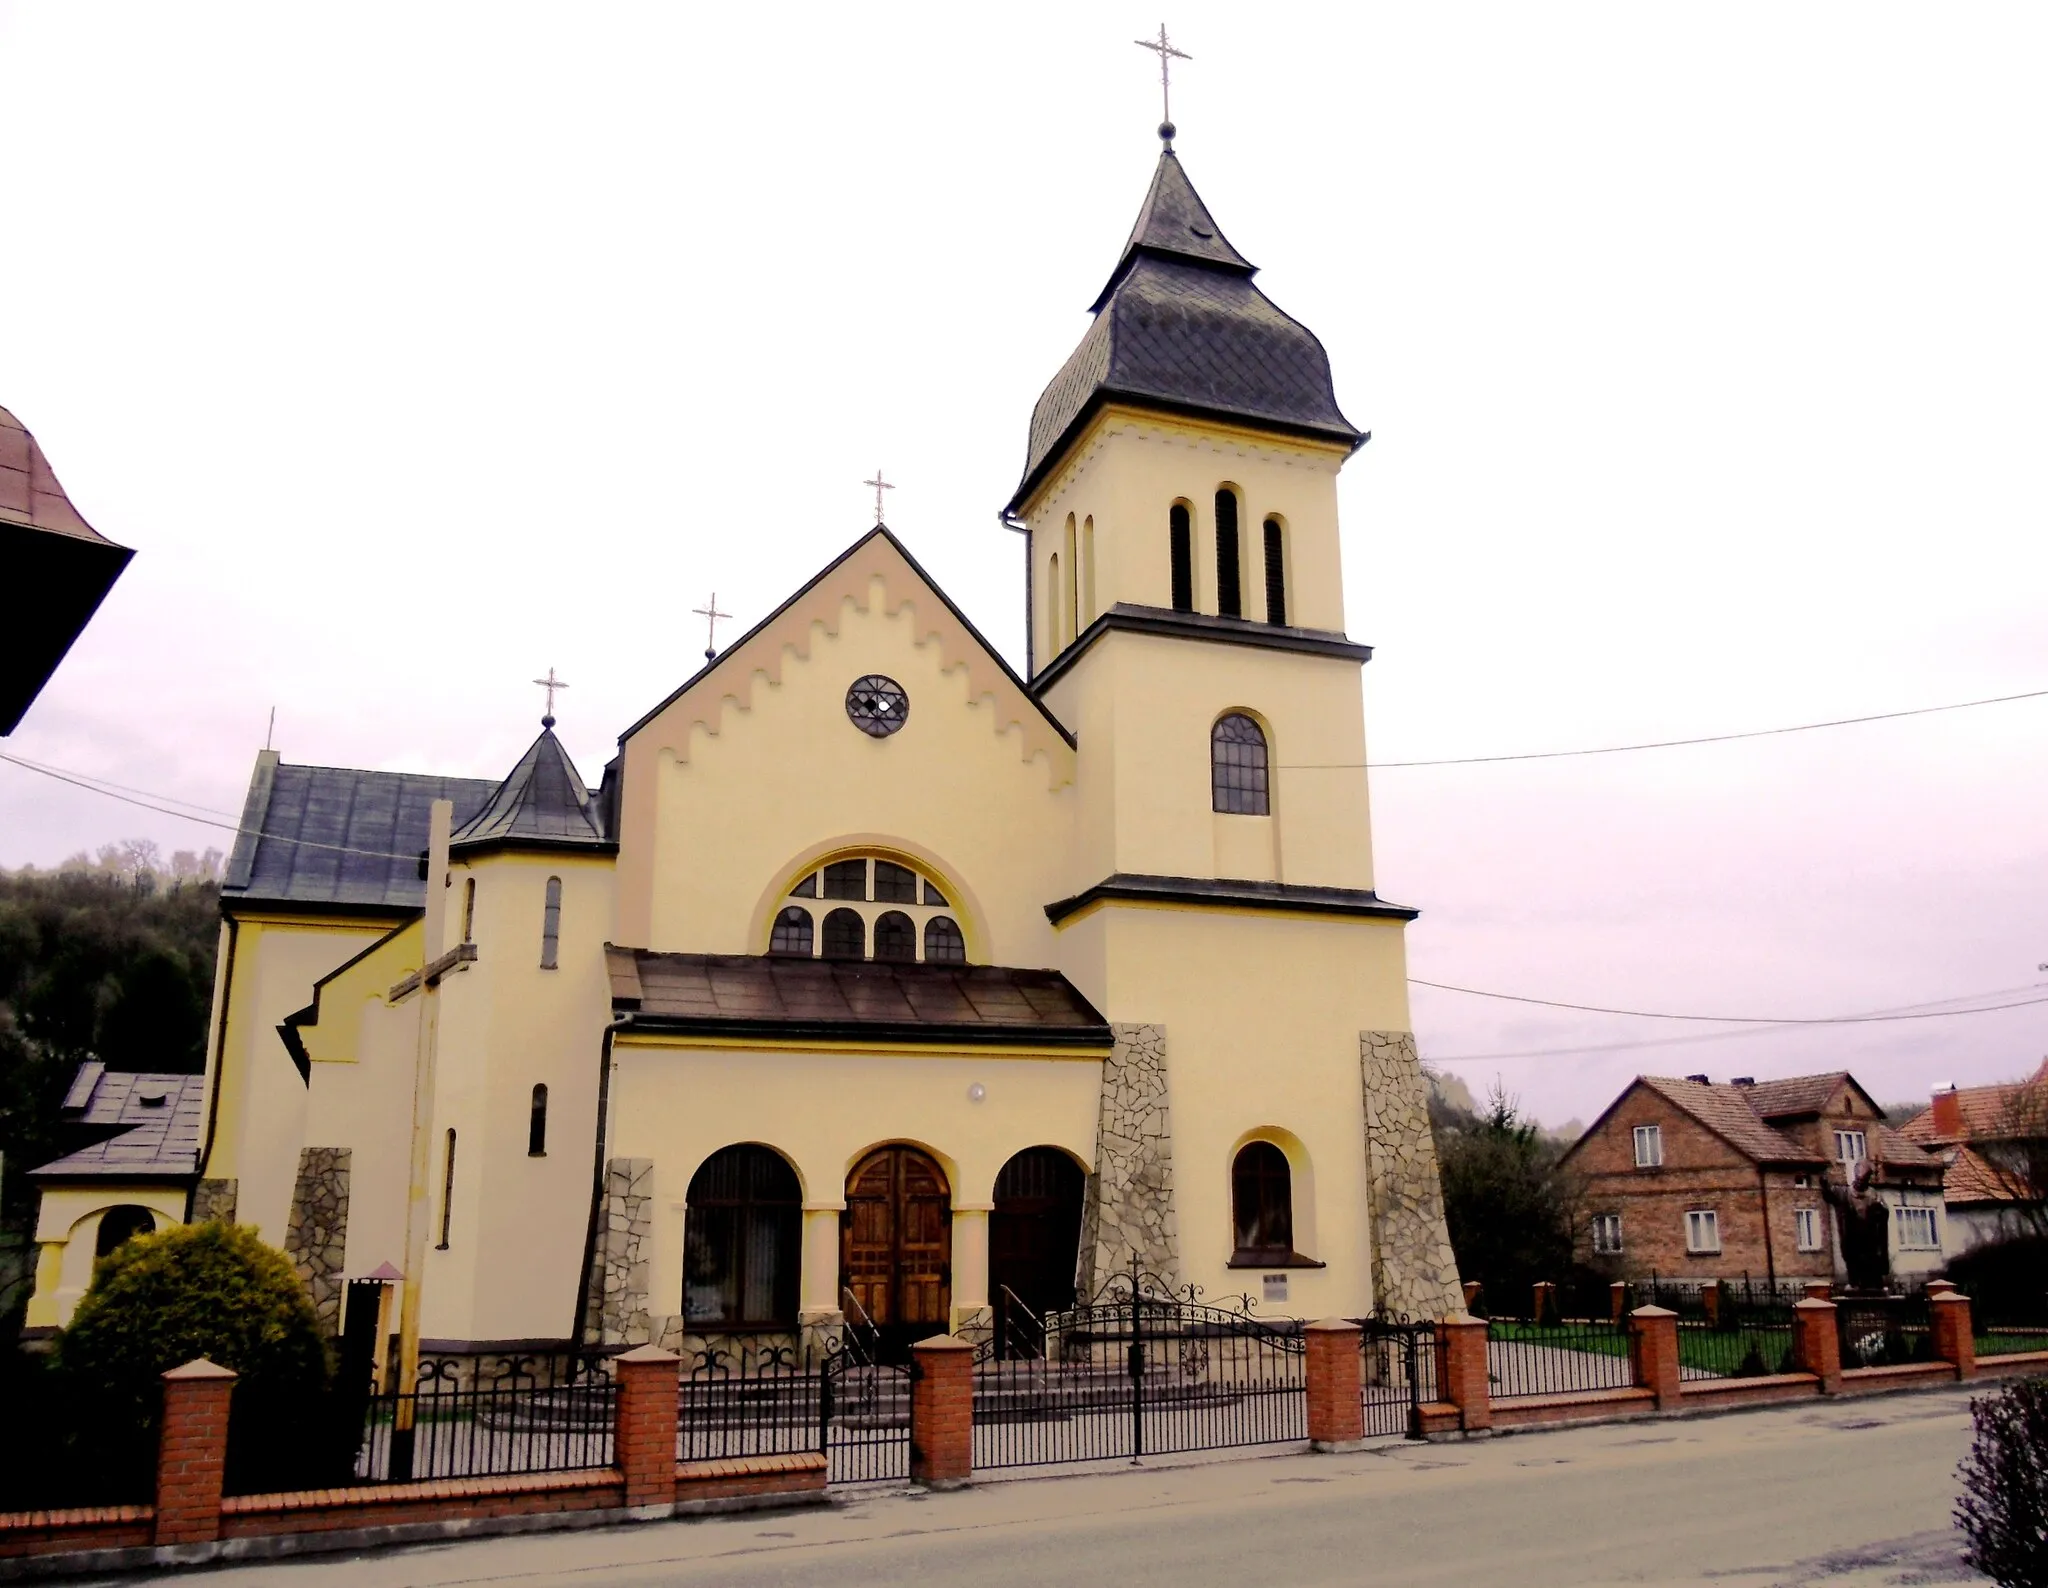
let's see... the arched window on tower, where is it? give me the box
[770,906,814,956]
[438,1128,457,1249]
[540,876,562,969]
[1048,551,1063,651]
[1081,515,1096,627]
[1169,503,1194,612]
[822,908,866,959]
[1263,517,1287,626]
[1211,713,1270,815]
[873,910,916,962]
[924,915,966,963]
[1063,514,1079,644]
[529,1084,549,1156]
[1215,488,1242,618]
[684,1145,802,1328]
[1231,1141,1294,1264]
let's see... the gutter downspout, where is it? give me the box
[188,914,240,1222]
[1000,510,1032,680]
[571,1014,628,1349]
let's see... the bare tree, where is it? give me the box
[1978,1078,2048,1242]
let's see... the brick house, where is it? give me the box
[1561,1072,1947,1286]
[1893,1060,2048,1255]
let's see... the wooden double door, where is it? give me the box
[989,1147,1085,1353]
[841,1146,951,1359]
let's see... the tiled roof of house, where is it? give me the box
[1942,1146,2022,1206]
[1740,1073,1850,1119]
[1007,147,1363,513]
[1895,1061,2048,1147]
[1638,1075,1826,1164]
[222,751,497,911]
[608,950,1110,1047]
[30,1062,206,1179]
[450,724,609,853]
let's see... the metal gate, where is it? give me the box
[820,1336,913,1483]
[1358,1315,1436,1439]
[972,1259,1305,1470]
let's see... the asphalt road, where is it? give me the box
[151,1387,1991,1588]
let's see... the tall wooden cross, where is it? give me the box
[693,593,732,661]
[532,667,569,726]
[1134,24,1191,129]
[864,469,895,526]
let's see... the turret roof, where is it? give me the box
[1007,146,1363,515]
[450,722,609,853]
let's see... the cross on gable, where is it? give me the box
[693,593,733,662]
[864,469,895,526]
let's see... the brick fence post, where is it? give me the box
[909,1334,975,1488]
[1530,1281,1555,1324]
[1929,1291,1975,1380]
[1629,1306,1682,1411]
[155,1358,236,1549]
[1436,1313,1491,1435]
[1792,1298,1841,1393]
[1609,1282,1629,1324]
[1305,1320,1364,1451]
[613,1344,680,1514]
[1803,1280,1832,1302]
[1700,1285,1721,1329]
[1461,1280,1482,1313]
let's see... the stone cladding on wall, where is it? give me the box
[190,1178,238,1224]
[1076,1023,1179,1295]
[584,1156,653,1346]
[1360,1031,1464,1320]
[283,1148,350,1330]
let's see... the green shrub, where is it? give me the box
[1955,1377,2048,1587]
[58,1221,329,1426]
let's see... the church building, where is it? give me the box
[26,128,1464,1358]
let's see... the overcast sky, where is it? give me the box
[3,2,2044,1126]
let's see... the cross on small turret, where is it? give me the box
[1134,24,1191,136]
[531,667,569,726]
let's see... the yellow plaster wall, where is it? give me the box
[625,574,1078,966]
[26,1184,190,1329]
[606,1038,1103,1324]
[1075,903,1413,1318]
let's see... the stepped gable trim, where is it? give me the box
[618,526,1074,754]
[1045,872,1418,927]
[1030,602,1372,693]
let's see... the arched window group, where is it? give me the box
[1211,713,1270,815]
[684,1144,802,1328]
[1164,491,1288,626]
[773,855,969,964]
[1047,513,1099,655]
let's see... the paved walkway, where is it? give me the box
[141,1385,1991,1588]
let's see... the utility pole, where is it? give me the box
[385,800,475,1479]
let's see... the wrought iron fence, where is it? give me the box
[970,1261,1305,1470]
[821,1349,912,1483]
[678,1342,820,1462]
[1974,1290,2048,1358]
[1358,1316,1436,1438]
[1484,1317,1634,1399]
[0,1359,156,1513]
[1834,1293,1935,1369]
[1675,1319,1798,1380]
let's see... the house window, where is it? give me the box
[924,915,966,963]
[770,906,814,956]
[1214,488,1242,617]
[683,1145,802,1328]
[1169,503,1194,612]
[1262,517,1286,625]
[438,1129,457,1249]
[1895,1207,1939,1250]
[1834,1130,1867,1165]
[462,877,477,942]
[540,876,562,969]
[1685,1209,1720,1254]
[1633,1125,1663,1168]
[1591,1213,1623,1255]
[528,1084,548,1156]
[873,910,916,961]
[1795,1208,1822,1252]
[821,908,866,959]
[1231,1141,1293,1262]
[1211,713,1270,815]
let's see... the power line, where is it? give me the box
[0,749,243,820]
[1279,685,2048,770]
[1410,975,2048,1026]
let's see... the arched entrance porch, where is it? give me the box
[989,1147,1086,1356]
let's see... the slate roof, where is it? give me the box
[450,724,610,853]
[608,949,1110,1047]
[0,407,123,545]
[31,1062,207,1179]
[1007,148,1364,514]
[222,750,497,912]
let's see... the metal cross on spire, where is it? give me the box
[693,593,732,662]
[532,667,569,726]
[863,469,895,526]
[1134,24,1191,139]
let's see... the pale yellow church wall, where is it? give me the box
[1076,903,1414,1318]
[1041,632,1377,893]
[421,851,615,1344]
[605,1039,1103,1327]
[1023,409,1351,662]
[630,579,1076,968]
[26,1184,191,1329]
[205,915,402,1244]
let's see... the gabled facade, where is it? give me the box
[25,129,1466,1356]
[1563,1072,1948,1286]
[1895,1061,2048,1254]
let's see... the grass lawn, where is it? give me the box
[1976,1331,2048,1356]
[1486,1321,1798,1376]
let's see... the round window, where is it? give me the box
[845,675,909,738]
